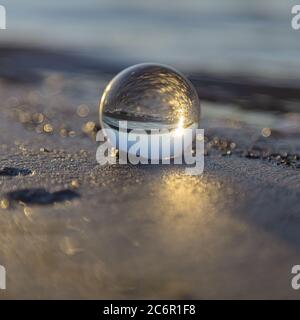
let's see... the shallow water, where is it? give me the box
[1,0,300,79]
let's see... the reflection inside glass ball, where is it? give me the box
[99,63,201,159]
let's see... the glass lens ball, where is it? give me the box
[99,63,201,159]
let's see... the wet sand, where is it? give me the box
[1,47,300,299]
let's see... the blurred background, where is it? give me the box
[1,0,300,78]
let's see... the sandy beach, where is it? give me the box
[0,46,300,299]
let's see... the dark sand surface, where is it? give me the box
[1,47,300,299]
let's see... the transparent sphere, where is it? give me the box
[99,63,201,159]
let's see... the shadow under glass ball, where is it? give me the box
[99,63,201,132]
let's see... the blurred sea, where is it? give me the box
[1,0,300,79]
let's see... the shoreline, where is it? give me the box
[1,44,300,114]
